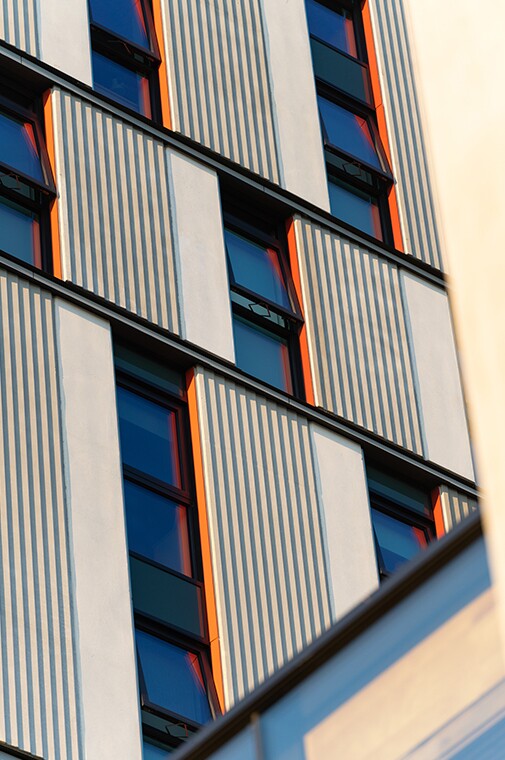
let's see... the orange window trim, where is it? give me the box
[361,1,404,252]
[42,89,62,280]
[151,0,172,130]
[286,218,316,407]
[186,368,225,712]
[431,487,446,539]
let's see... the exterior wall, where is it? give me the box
[0,0,38,56]
[193,368,333,707]
[54,300,142,760]
[368,0,443,270]
[0,270,80,759]
[38,0,92,85]
[166,150,235,362]
[50,88,180,335]
[401,272,474,480]
[159,0,279,183]
[294,217,424,455]
[439,486,478,533]
[259,0,330,209]
[310,426,378,620]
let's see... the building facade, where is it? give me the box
[0,1,478,758]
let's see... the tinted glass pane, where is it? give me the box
[319,97,381,170]
[306,0,357,57]
[92,52,151,117]
[225,229,291,310]
[367,466,431,517]
[372,508,428,574]
[233,316,293,393]
[0,197,40,265]
[137,631,212,725]
[0,110,44,183]
[90,0,150,47]
[115,344,185,398]
[328,178,382,239]
[310,38,371,103]
[124,481,191,575]
[143,739,173,758]
[117,387,182,487]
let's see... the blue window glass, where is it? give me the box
[319,96,382,169]
[124,480,191,576]
[328,178,382,239]
[89,0,150,48]
[372,508,428,574]
[0,109,44,183]
[137,630,212,725]
[225,229,292,311]
[92,51,152,117]
[117,387,182,488]
[306,0,357,57]
[0,197,41,265]
[143,739,172,759]
[233,315,293,393]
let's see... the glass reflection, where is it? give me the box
[372,508,428,574]
[89,0,150,48]
[306,0,357,57]
[328,178,382,239]
[0,110,44,183]
[92,52,151,117]
[0,197,41,265]
[233,316,293,393]
[319,96,381,169]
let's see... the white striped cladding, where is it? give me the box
[369,0,443,270]
[0,0,38,56]
[194,368,332,707]
[295,217,424,455]
[160,0,280,183]
[440,486,478,532]
[51,89,180,334]
[0,269,81,759]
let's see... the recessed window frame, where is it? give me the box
[0,93,56,271]
[88,0,162,120]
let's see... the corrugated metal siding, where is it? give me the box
[295,217,424,455]
[369,0,443,270]
[0,0,38,56]
[440,486,479,532]
[161,0,280,183]
[51,88,180,335]
[194,368,332,708]
[0,269,81,759]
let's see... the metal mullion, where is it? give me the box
[89,22,160,63]
[230,283,300,324]
[123,465,192,506]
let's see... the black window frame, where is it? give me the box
[88,0,162,121]
[223,205,306,400]
[0,92,56,272]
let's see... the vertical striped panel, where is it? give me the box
[0,0,38,56]
[194,368,332,707]
[295,217,424,455]
[440,486,479,532]
[369,0,443,270]
[0,269,81,760]
[161,0,280,183]
[51,88,180,335]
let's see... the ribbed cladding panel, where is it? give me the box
[0,0,38,56]
[440,486,479,532]
[295,217,424,455]
[161,0,280,184]
[52,88,180,335]
[0,269,81,760]
[194,368,332,708]
[369,0,443,270]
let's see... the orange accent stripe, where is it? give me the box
[361,2,404,252]
[43,89,62,280]
[186,368,225,712]
[286,218,316,407]
[152,0,172,130]
[431,487,446,539]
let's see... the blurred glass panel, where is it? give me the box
[208,727,257,760]
[117,387,182,487]
[306,0,357,57]
[0,197,41,266]
[310,38,371,103]
[371,508,428,574]
[92,52,151,117]
[137,631,212,725]
[89,0,150,47]
[319,97,381,169]
[328,178,382,240]
[233,315,293,393]
[225,229,291,310]
[124,481,191,575]
[143,738,173,758]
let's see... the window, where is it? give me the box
[306,0,394,242]
[89,0,161,118]
[115,345,220,750]
[223,208,304,396]
[368,466,435,580]
[0,96,55,269]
